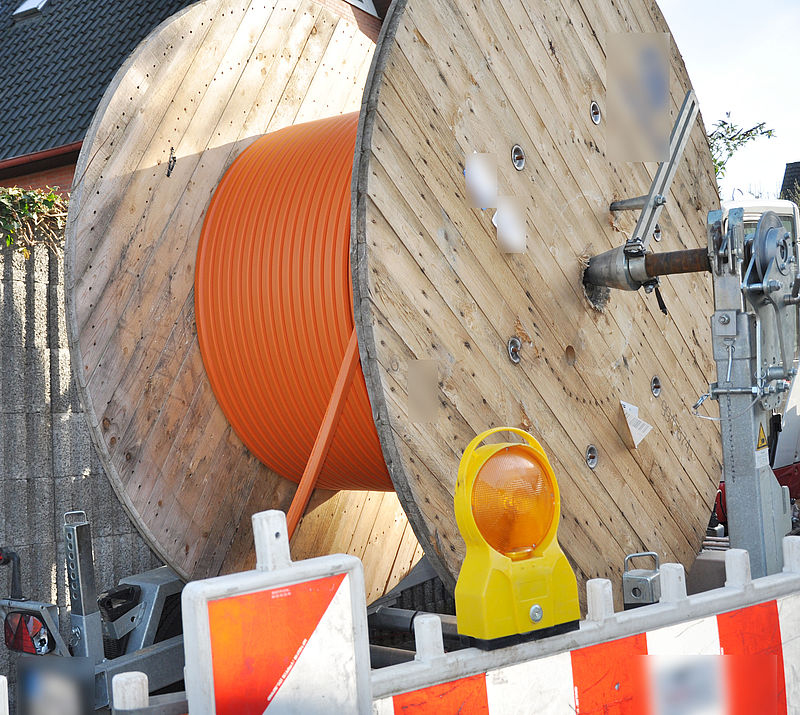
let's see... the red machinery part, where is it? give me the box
[714,482,727,525]
[715,468,800,527]
[195,113,391,492]
[773,464,800,502]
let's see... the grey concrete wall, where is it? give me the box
[0,240,161,687]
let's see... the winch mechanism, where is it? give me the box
[583,91,798,578]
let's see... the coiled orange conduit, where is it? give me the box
[195,113,393,527]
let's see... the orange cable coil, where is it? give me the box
[195,112,392,491]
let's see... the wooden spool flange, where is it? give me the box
[351,0,721,596]
[66,0,721,603]
[65,0,422,600]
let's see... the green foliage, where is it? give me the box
[0,186,67,259]
[708,113,775,181]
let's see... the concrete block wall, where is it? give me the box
[0,239,161,686]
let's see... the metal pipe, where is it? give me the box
[643,248,710,278]
[610,195,649,211]
[369,644,415,668]
[369,606,460,639]
[610,194,668,212]
[582,246,638,291]
[584,246,711,293]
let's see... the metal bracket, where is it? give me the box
[584,91,702,298]
[704,210,795,578]
[103,600,146,640]
[612,90,699,255]
[113,692,190,715]
[63,512,105,663]
[64,512,97,616]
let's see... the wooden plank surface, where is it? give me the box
[67,0,724,608]
[352,0,721,601]
[65,0,420,598]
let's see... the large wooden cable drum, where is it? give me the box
[64,0,421,602]
[196,112,391,490]
[65,0,721,605]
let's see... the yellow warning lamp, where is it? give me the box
[454,427,580,648]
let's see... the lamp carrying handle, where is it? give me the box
[462,427,541,460]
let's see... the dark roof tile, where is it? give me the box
[781,163,800,199]
[0,0,197,161]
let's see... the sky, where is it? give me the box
[659,0,800,201]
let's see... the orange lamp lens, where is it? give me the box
[471,445,555,560]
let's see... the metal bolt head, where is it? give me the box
[653,223,662,242]
[529,604,544,623]
[585,445,598,469]
[651,376,661,397]
[719,314,731,325]
[511,145,526,171]
[590,101,601,125]
[507,337,522,364]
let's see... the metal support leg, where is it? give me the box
[713,313,791,577]
[625,90,700,254]
[707,210,792,578]
[584,91,701,292]
[64,511,105,664]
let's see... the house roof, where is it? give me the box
[782,162,800,199]
[0,0,198,162]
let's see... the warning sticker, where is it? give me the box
[757,424,768,450]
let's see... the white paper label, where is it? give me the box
[620,400,653,448]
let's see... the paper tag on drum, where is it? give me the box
[621,401,653,449]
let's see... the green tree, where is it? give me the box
[0,186,66,258]
[708,113,775,180]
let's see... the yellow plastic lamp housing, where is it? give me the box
[454,428,580,645]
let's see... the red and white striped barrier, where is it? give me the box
[179,512,800,714]
[372,598,794,713]
[182,511,372,714]
[371,551,800,714]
